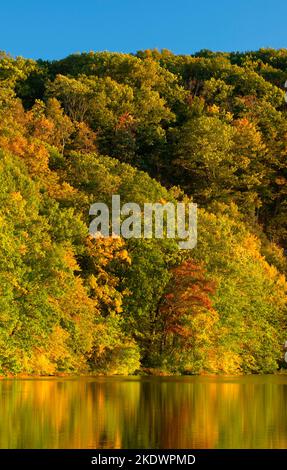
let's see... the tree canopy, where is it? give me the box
[1,48,287,375]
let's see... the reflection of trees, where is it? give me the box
[0,377,286,448]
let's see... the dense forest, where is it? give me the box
[1,48,287,376]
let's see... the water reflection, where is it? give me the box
[0,376,287,448]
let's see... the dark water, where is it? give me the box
[0,375,287,448]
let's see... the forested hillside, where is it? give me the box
[0,48,287,375]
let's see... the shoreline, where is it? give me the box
[1,370,287,380]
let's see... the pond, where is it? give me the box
[0,375,287,448]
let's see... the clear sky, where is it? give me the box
[0,0,286,60]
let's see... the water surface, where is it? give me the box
[0,375,287,448]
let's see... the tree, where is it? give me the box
[173,114,236,203]
[156,259,217,373]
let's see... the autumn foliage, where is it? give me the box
[0,48,287,375]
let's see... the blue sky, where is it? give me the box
[0,0,286,59]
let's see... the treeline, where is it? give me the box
[0,48,287,375]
